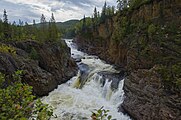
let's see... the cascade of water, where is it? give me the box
[102,79,113,101]
[71,71,81,88]
[42,39,131,120]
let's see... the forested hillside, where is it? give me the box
[75,0,181,119]
[0,10,77,119]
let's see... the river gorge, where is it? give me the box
[42,39,131,120]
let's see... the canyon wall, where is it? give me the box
[75,0,181,119]
[0,40,77,96]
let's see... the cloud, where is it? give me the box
[0,0,116,23]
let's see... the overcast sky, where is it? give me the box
[0,0,116,23]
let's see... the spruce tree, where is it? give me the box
[3,9,8,24]
[94,7,98,21]
[3,9,10,40]
[93,7,98,32]
[117,0,128,10]
[33,20,36,25]
[117,0,124,10]
[40,14,46,23]
[50,13,55,22]
[48,13,58,42]
[100,2,107,23]
[0,19,3,40]
[39,14,47,42]
[82,15,86,32]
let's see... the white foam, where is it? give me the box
[42,39,131,120]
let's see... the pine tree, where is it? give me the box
[94,7,98,20]
[0,18,3,40]
[40,14,46,23]
[82,15,86,32]
[18,19,24,26]
[3,9,8,24]
[3,9,11,40]
[123,0,128,8]
[100,1,107,22]
[33,20,36,25]
[32,20,37,40]
[48,13,58,42]
[93,7,98,32]
[117,0,124,10]
[50,13,55,23]
[39,14,47,42]
[12,21,16,25]
[117,0,128,10]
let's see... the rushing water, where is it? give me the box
[42,39,131,120]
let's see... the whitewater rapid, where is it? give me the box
[42,39,131,120]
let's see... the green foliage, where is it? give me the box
[117,0,129,10]
[0,44,16,55]
[157,63,181,93]
[129,0,151,10]
[91,106,112,120]
[0,71,54,120]
[148,24,156,37]
[29,47,39,60]
[0,10,61,43]
[111,16,129,44]
[33,99,54,120]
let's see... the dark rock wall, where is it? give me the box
[75,0,181,119]
[0,40,77,96]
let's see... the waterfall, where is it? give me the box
[42,39,131,120]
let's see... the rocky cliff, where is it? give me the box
[75,0,181,119]
[0,40,77,96]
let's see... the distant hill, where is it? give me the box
[35,19,79,30]
[34,19,79,38]
[56,20,79,30]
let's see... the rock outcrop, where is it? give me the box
[75,0,181,119]
[123,67,181,120]
[0,40,77,96]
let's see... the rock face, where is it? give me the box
[0,40,77,96]
[97,71,125,91]
[122,67,181,120]
[75,0,181,119]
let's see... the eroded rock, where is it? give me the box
[0,40,77,96]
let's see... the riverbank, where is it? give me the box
[0,40,77,96]
[74,0,181,119]
[41,39,131,120]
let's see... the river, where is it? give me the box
[42,39,131,120]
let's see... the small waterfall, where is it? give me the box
[42,39,131,120]
[72,71,81,88]
[110,80,125,106]
[102,79,113,101]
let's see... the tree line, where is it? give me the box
[75,0,151,35]
[75,1,115,35]
[0,9,60,43]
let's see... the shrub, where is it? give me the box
[91,106,112,120]
[0,44,16,55]
[0,70,54,120]
[148,24,156,37]
[157,63,181,93]
[129,0,151,9]
[29,47,39,60]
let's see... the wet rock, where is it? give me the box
[74,58,81,62]
[98,71,125,91]
[78,63,91,88]
[78,63,90,74]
